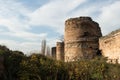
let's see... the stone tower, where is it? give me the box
[51,47,56,59]
[64,17,102,62]
[56,42,64,61]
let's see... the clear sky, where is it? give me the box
[0,0,120,54]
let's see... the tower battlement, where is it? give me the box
[65,16,93,25]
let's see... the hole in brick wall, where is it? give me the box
[96,50,102,56]
[83,32,89,36]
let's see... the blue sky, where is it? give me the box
[0,0,120,54]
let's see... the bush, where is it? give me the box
[0,45,120,80]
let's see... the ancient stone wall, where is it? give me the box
[51,47,56,59]
[64,17,102,62]
[99,29,120,63]
[56,42,64,61]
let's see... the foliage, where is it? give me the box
[0,45,25,80]
[0,45,120,80]
[41,39,46,55]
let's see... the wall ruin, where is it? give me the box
[99,29,120,63]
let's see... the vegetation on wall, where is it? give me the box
[0,45,120,80]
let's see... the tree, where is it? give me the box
[41,39,46,55]
[58,35,64,42]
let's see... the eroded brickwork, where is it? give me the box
[64,17,102,62]
[99,29,120,63]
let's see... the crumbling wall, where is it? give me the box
[99,29,120,63]
[64,17,102,62]
[56,42,64,61]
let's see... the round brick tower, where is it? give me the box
[56,42,64,61]
[64,17,102,62]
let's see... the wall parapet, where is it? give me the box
[100,29,120,40]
